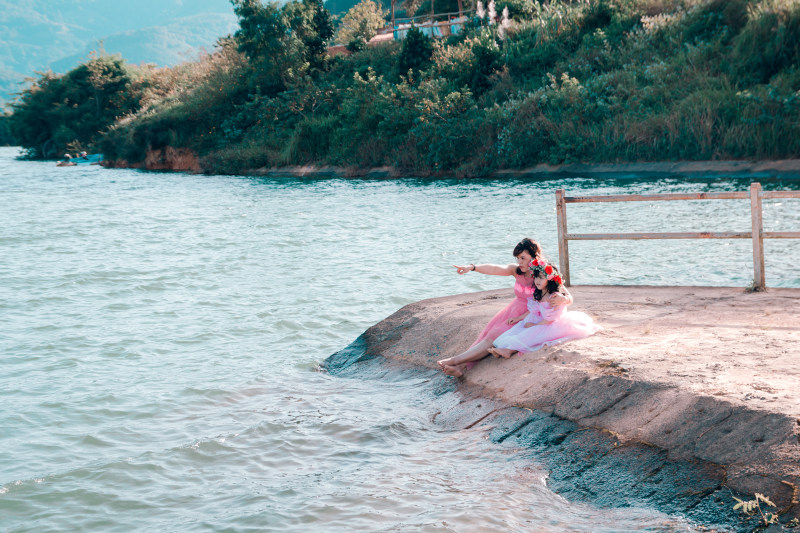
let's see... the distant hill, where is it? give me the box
[0,0,385,107]
[0,0,236,106]
[49,14,239,73]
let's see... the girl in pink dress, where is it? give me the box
[438,263,597,377]
[489,264,600,358]
[444,239,571,376]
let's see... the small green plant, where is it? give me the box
[733,493,779,527]
[745,279,766,293]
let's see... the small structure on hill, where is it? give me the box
[386,0,471,39]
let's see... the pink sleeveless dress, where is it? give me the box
[493,298,600,353]
[470,272,535,347]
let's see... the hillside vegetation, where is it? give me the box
[9,0,800,174]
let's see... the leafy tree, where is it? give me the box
[397,26,434,78]
[232,0,300,93]
[0,113,15,146]
[286,0,335,71]
[336,0,387,52]
[9,55,139,158]
[232,0,333,92]
[231,0,286,61]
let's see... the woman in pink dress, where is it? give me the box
[445,239,570,375]
[438,263,598,376]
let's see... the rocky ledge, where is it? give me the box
[325,286,800,530]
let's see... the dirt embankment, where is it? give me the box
[103,147,201,172]
[248,159,800,179]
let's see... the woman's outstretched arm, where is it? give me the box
[453,263,517,276]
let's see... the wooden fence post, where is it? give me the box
[556,189,570,286]
[750,182,765,290]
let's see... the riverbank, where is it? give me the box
[250,159,800,179]
[102,150,800,179]
[325,285,800,528]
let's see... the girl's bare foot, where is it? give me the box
[437,358,455,369]
[488,347,500,358]
[493,347,516,359]
[442,364,463,378]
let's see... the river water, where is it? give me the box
[1,146,798,532]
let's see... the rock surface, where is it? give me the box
[325,286,800,529]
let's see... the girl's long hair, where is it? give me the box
[533,265,565,301]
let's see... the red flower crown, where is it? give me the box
[528,259,563,285]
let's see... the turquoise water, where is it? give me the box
[1,146,798,532]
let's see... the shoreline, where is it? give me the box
[90,145,800,179]
[250,159,800,179]
[324,285,800,529]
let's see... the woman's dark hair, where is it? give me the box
[513,238,542,275]
[533,265,564,301]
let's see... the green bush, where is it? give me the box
[9,55,140,158]
[398,26,434,77]
[432,30,502,95]
[731,0,800,83]
[285,114,340,162]
[0,113,17,146]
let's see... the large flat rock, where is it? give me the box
[325,286,800,526]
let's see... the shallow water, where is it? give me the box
[1,146,798,532]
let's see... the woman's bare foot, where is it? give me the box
[441,364,463,378]
[493,347,516,359]
[488,347,501,358]
[437,358,455,369]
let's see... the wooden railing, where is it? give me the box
[388,10,471,26]
[555,183,800,289]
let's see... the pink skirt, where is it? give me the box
[493,310,601,353]
[464,297,528,369]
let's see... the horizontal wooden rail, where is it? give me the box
[566,231,753,240]
[564,192,748,203]
[568,231,800,240]
[762,191,800,199]
[765,231,800,239]
[555,183,799,289]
